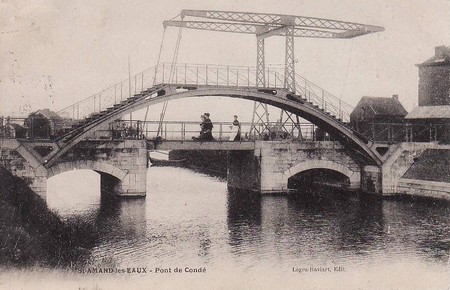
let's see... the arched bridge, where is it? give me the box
[0,10,389,199]
[44,64,381,168]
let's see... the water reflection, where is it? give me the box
[226,189,262,251]
[382,198,450,264]
[96,195,147,240]
[45,167,450,274]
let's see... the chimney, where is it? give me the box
[392,94,399,101]
[435,46,448,59]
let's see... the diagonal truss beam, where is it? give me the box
[163,20,376,39]
[180,10,384,36]
[163,9,384,143]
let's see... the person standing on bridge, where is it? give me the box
[230,115,241,141]
[202,113,214,141]
[193,113,214,141]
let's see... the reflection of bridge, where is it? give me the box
[5,9,423,200]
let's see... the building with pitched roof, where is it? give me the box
[26,109,63,139]
[350,95,408,124]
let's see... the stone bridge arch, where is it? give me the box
[47,158,143,197]
[47,160,127,180]
[282,160,361,190]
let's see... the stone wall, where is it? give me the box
[397,178,450,200]
[381,143,447,195]
[0,139,47,198]
[49,140,148,197]
[256,141,361,193]
[418,65,450,106]
[0,139,148,199]
[361,165,382,194]
[227,150,261,192]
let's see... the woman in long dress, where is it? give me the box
[230,115,241,141]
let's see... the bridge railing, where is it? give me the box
[57,66,158,120]
[101,120,320,142]
[153,63,288,88]
[2,116,447,144]
[55,62,352,126]
[294,74,353,123]
[353,122,448,143]
[56,63,287,121]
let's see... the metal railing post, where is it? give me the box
[182,123,184,141]
[429,123,432,142]
[216,68,219,86]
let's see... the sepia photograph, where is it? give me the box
[0,0,449,289]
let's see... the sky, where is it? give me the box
[1,0,449,122]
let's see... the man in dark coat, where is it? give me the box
[192,113,214,141]
[201,113,214,141]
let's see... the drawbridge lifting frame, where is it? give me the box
[163,10,384,137]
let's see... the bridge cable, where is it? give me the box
[152,27,167,86]
[152,13,179,85]
[140,26,169,137]
[157,22,183,137]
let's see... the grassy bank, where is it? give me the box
[0,167,99,267]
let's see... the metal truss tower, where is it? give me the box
[164,10,384,138]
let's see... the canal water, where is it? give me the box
[4,167,450,290]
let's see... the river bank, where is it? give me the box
[0,167,98,267]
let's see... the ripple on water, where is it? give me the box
[41,166,450,285]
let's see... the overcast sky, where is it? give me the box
[1,0,449,122]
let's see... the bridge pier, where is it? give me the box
[0,139,148,200]
[361,165,382,194]
[227,141,362,194]
[227,150,261,192]
[48,140,148,198]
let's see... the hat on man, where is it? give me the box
[204,113,210,117]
